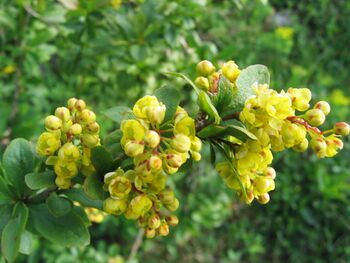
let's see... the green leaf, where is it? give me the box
[91,146,114,175]
[19,231,34,255]
[211,76,234,115]
[164,72,200,93]
[1,217,22,262]
[104,130,123,146]
[154,85,180,122]
[2,139,35,195]
[165,72,221,124]
[84,173,105,200]
[72,205,91,227]
[197,125,227,138]
[62,187,103,210]
[25,171,56,190]
[103,106,134,125]
[1,203,28,263]
[30,204,90,247]
[0,205,13,232]
[198,90,221,124]
[0,176,13,202]
[224,125,257,141]
[231,64,270,112]
[46,192,72,217]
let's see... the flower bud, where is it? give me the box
[145,227,156,238]
[144,130,160,148]
[55,107,71,122]
[304,109,325,126]
[148,214,161,229]
[124,141,144,157]
[334,122,350,136]
[108,176,132,199]
[166,154,183,168]
[166,215,179,226]
[254,176,275,195]
[149,155,162,170]
[166,198,179,211]
[157,222,169,236]
[103,197,127,215]
[264,167,276,179]
[325,136,344,157]
[67,98,78,110]
[196,60,216,76]
[159,189,175,204]
[221,60,240,82]
[194,76,210,91]
[58,142,80,161]
[257,193,270,205]
[147,105,166,125]
[191,137,202,152]
[78,109,96,124]
[85,122,100,134]
[82,134,100,148]
[162,164,178,175]
[55,177,71,189]
[45,115,62,130]
[124,195,153,219]
[191,151,201,161]
[314,101,331,116]
[310,137,327,157]
[171,134,191,153]
[69,123,82,135]
[75,99,86,111]
[292,138,309,152]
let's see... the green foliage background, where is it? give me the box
[1,0,349,262]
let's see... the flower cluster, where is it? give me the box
[36,98,100,189]
[217,83,349,204]
[195,60,241,92]
[103,95,202,237]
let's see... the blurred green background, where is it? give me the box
[1,0,350,262]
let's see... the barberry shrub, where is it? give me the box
[0,60,348,262]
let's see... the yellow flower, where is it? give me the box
[121,119,147,145]
[36,131,61,156]
[58,142,80,162]
[287,88,312,111]
[221,60,240,82]
[54,160,78,179]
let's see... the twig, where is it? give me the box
[1,68,21,146]
[127,228,145,262]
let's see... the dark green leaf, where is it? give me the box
[91,146,114,175]
[25,171,56,190]
[104,130,123,146]
[224,125,257,141]
[103,106,134,125]
[62,187,103,210]
[197,124,227,138]
[0,205,13,232]
[154,85,180,122]
[83,173,105,200]
[46,192,72,217]
[0,176,13,202]
[211,76,234,115]
[30,204,90,247]
[1,202,28,263]
[2,138,35,195]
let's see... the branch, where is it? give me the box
[127,228,145,262]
